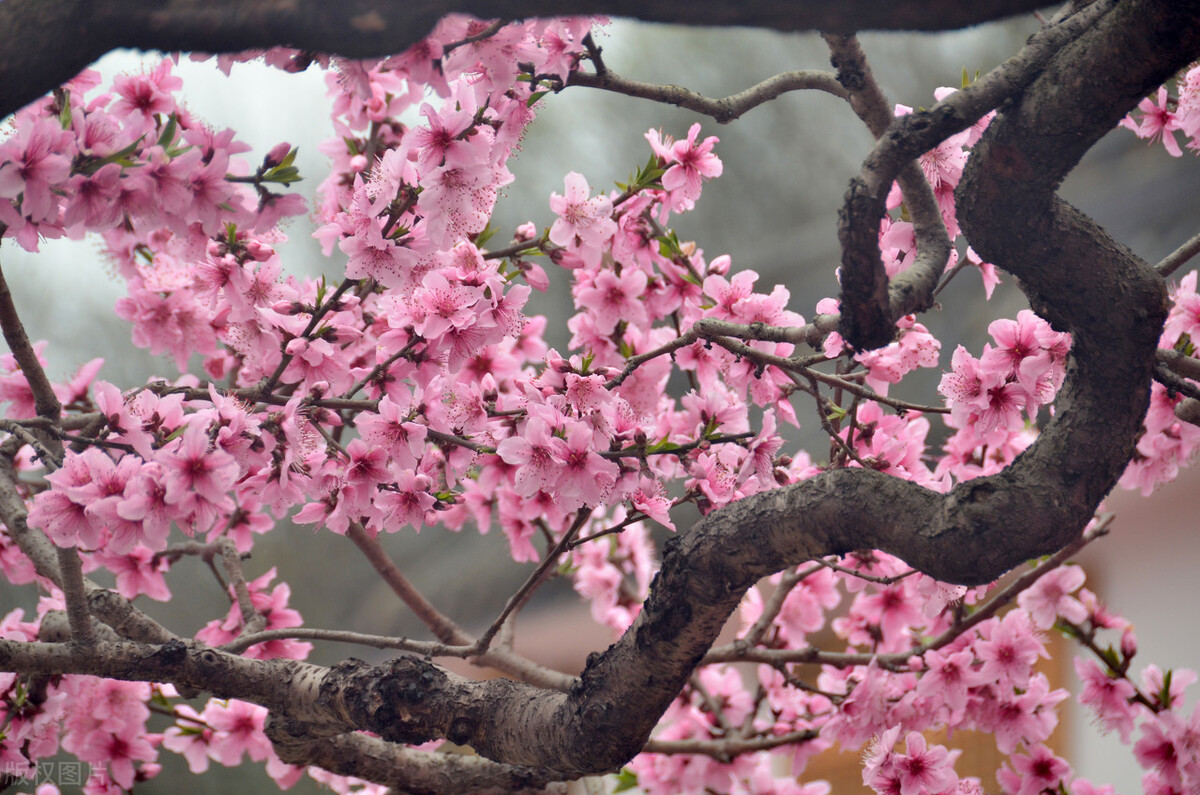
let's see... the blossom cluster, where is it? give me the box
[0,17,1198,795]
[1120,63,1200,157]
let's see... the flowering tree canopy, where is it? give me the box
[2,1,1200,794]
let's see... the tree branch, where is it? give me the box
[0,1,1055,122]
[829,0,1111,350]
[823,33,950,351]
[566,69,847,124]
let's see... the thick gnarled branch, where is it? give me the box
[0,0,1056,122]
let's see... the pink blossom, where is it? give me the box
[372,468,436,532]
[0,117,74,223]
[160,424,239,507]
[975,610,1045,689]
[1121,86,1184,157]
[496,417,566,496]
[576,267,649,334]
[201,699,273,766]
[659,123,723,207]
[894,732,959,795]
[997,744,1071,795]
[557,422,620,506]
[1074,657,1137,742]
[549,171,617,264]
[1017,564,1088,628]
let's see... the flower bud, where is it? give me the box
[1121,628,1138,661]
[264,143,292,169]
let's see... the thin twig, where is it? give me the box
[0,263,61,422]
[220,538,266,636]
[567,69,847,124]
[442,19,507,55]
[474,508,591,654]
[221,627,471,657]
[0,419,60,467]
[707,333,949,414]
[704,515,1111,667]
[258,277,357,396]
[605,329,698,389]
[346,522,470,645]
[738,563,821,648]
[568,511,648,548]
[1157,229,1200,277]
[644,729,818,758]
[813,556,918,584]
[1154,362,1200,401]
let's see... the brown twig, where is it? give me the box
[704,515,1111,667]
[567,69,847,124]
[474,508,591,654]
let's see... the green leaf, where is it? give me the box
[1159,669,1175,708]
[527,90,549,107]
[263,165,302,186]
[57,90,72,129]
[278,146,299,170]
[612,769,639,793]
[656,230,684,259]
[157,114,179,148]
[474,223,498,248]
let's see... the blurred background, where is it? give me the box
[2,12,1199,793]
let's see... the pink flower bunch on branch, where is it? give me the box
[0,7,1199,795]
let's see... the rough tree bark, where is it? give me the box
[0,0,1197,792]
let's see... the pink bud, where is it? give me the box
[514,221,538,242]
[265,142,292,168]
[271,300,304,315]
[1121,628,1138,660]
[518,261,550,291]
[349,154,368,173]
[245,239,274,261]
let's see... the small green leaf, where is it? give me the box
[57,90,72,129]
[157,114,179,148]
[527,90,549,107]
[474,223,498,248]
[1159,669,1175,708]
[645,439,682,454]
[612,769,639,793]
[278,146,299,170]
[263,165,302,186]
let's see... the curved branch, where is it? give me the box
[566,69,847,124]
[823,34,950,351]
[0,0,1057,121]
[1,0,1197,788]
[831,0,1113,350]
